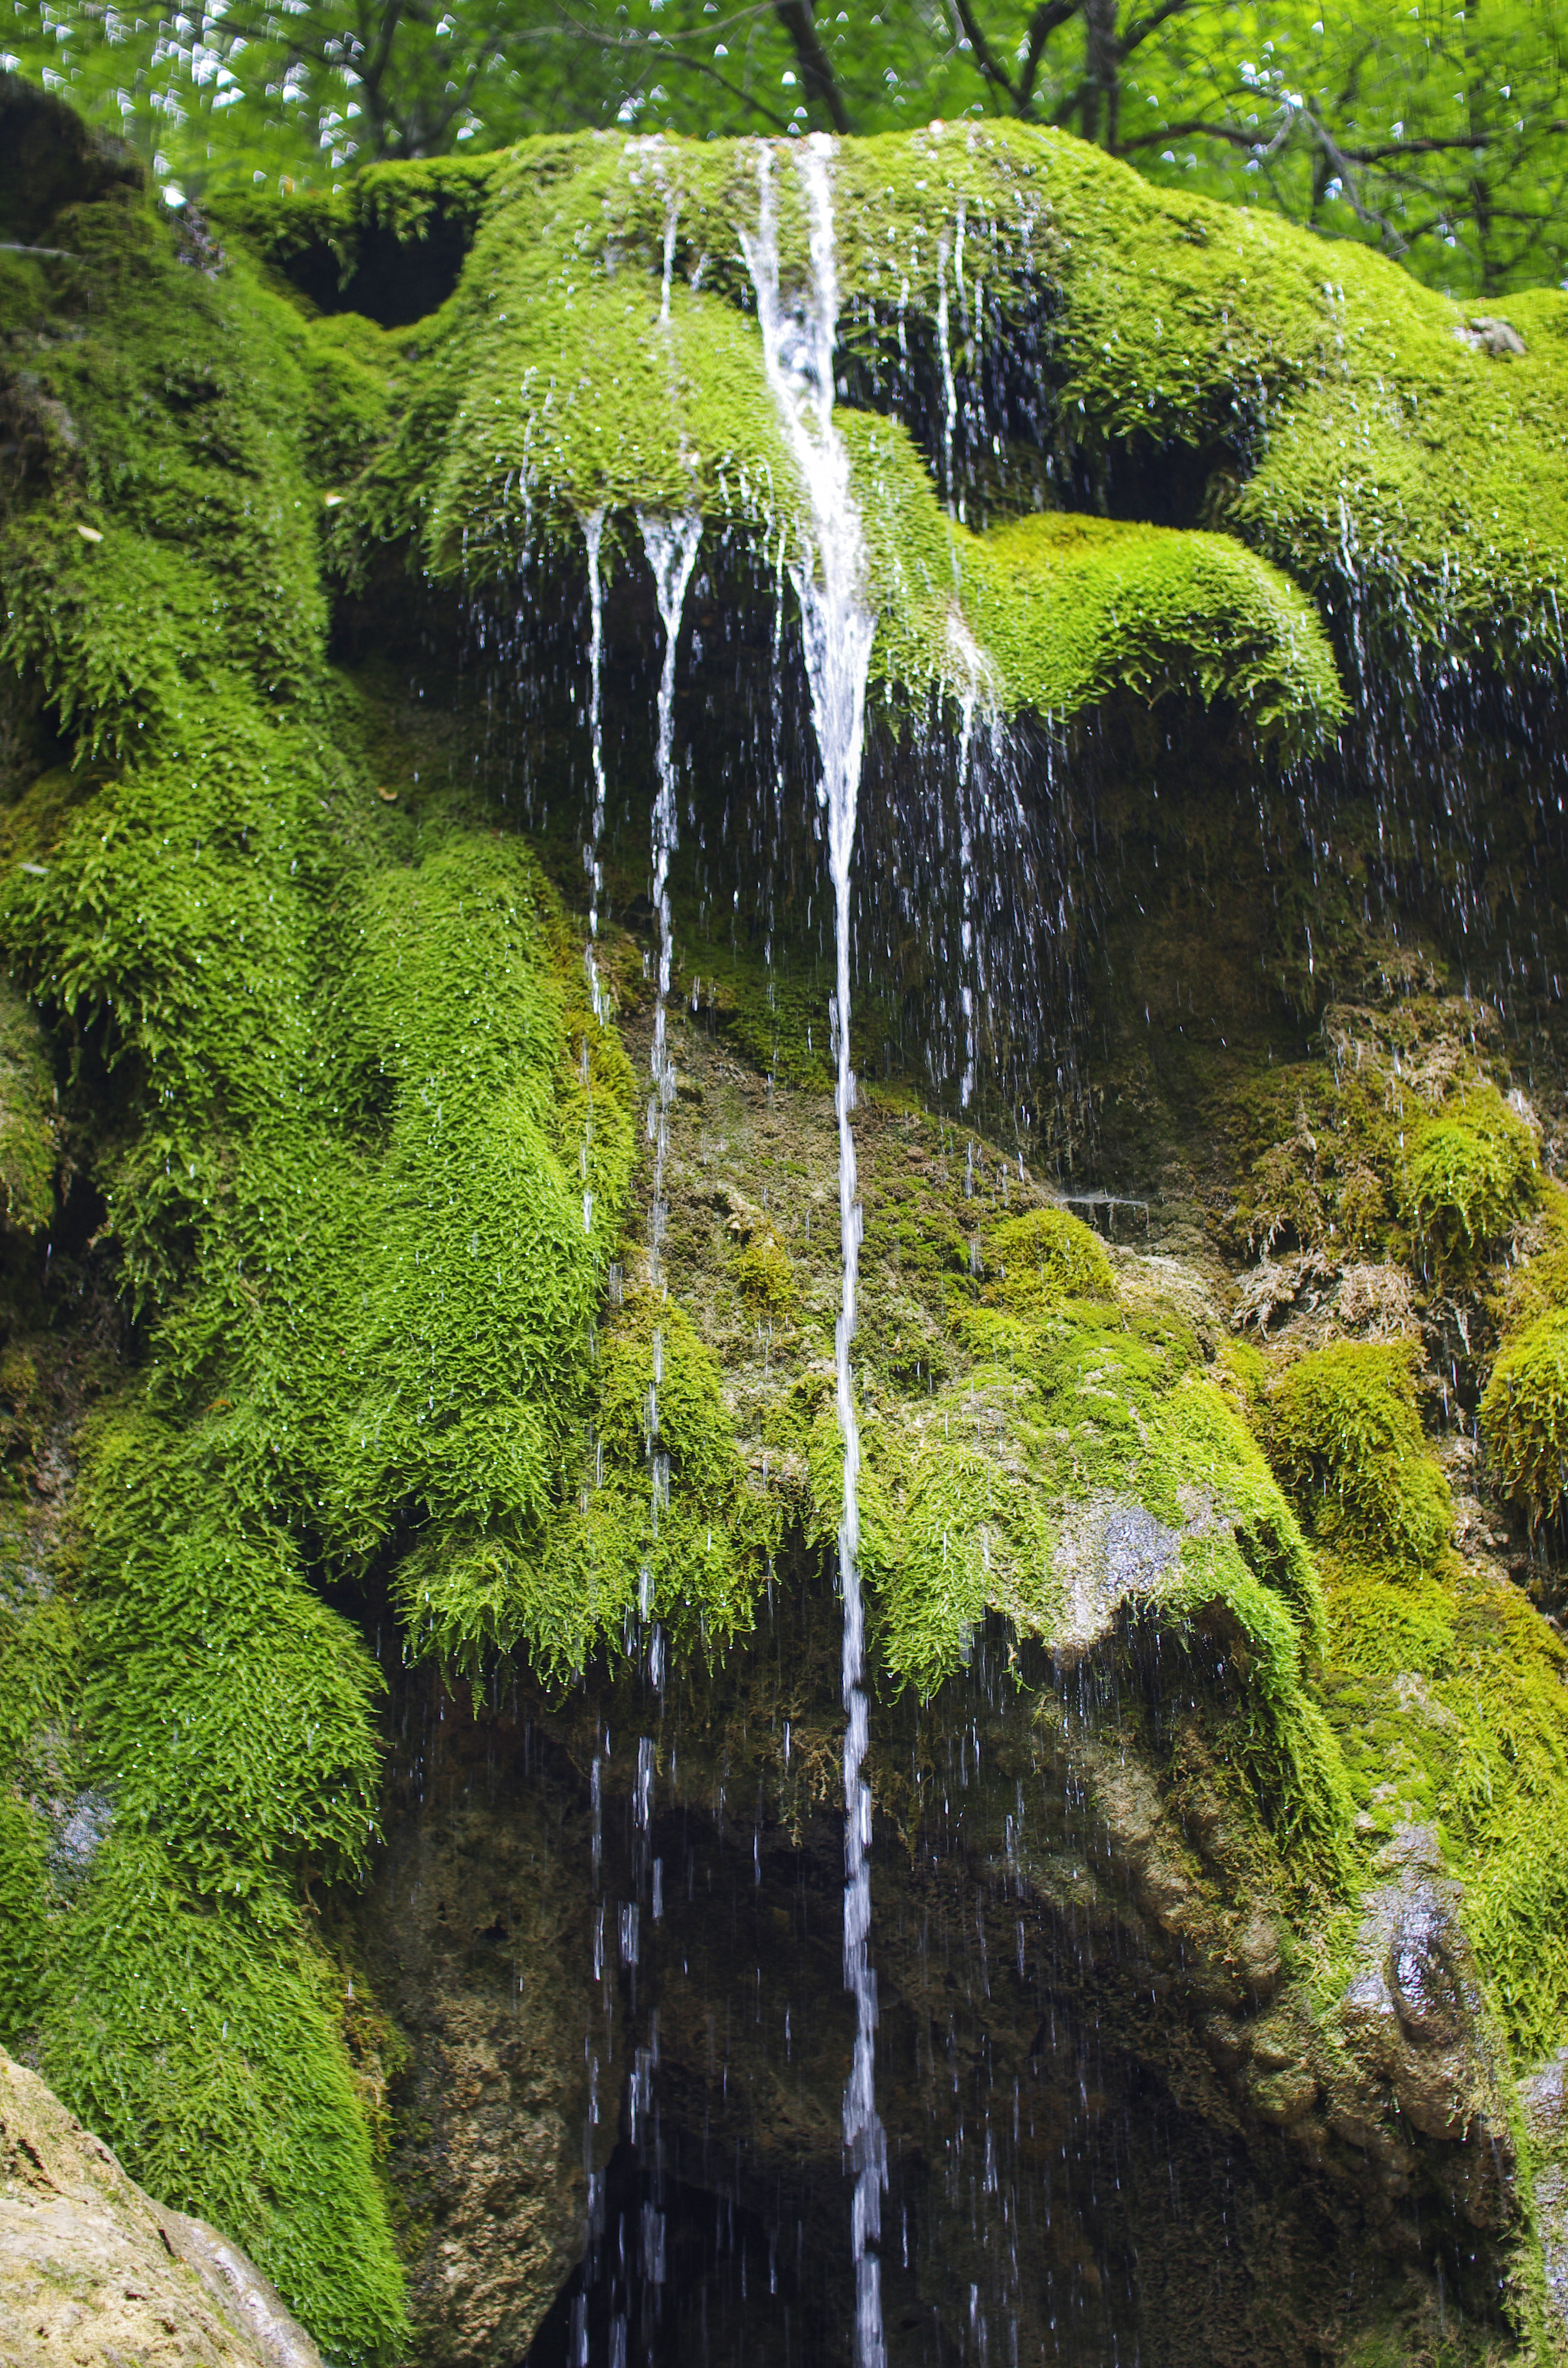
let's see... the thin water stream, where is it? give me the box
[742,136,885,2368]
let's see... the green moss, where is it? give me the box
[0,983,55,1233]
[396,1290,773,1683]
[958,510,1341,736]
[1494,1179,1568,1337]
[0,192,328,766]
[1480,1311,1568,1529]
[73,1408,385,1896]
[298,130,1341,740]
[1400,1084,1540,1284]
[1324,1552,1568,2061]
[0,156,651,2355]
[733,1225,796,1318]
[1266,1340,1451,1577]
[246,123,1568,739]
[0,1794,48,2039]
[1232,1057,1406,1258]
[1475,1168,1568,1527]
[983,1203,1116,1310]
[43,1831,406,2363]
[814,1189,1344,1843]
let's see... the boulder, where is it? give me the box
[0,2047,322,2368]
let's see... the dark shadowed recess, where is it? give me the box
[0,72,142,247]
[277,209,475,327]
[353,1603,1511,2368]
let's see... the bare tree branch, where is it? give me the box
[773,0,851,131]
[948,0,1018,103]
[542,9,794,130]
[1118,0,1191,59]
[1016,0,1079,116]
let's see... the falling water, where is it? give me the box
[581,508,609,1028]
[636,509,700,1680]
[637,510,702,1304]
[742,136,885,2368]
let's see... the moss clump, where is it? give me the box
[1266,1340,1451,1578]
[43,1830,406,2364]
[825,1195,1345,1847]
[1228,1001,1537,1277]
[1324,1553,1568,2060]
[72,1410,387,1898]
[396,1290,773,1683]
[0,126,654,2356]
[1475,1178,1568,1529]
[959,511,1341,739]
[0,1794,48,2036]
[1494,1178,1568,1338]
[1400,1084,1539,1284]
[301,129,1341,742]
[1480,1312,1568,1529]
[1232,1057,1406,1259]
[983,1203,1116,1310]
[733,1226,796,1318]
[0,982,55,1234]
[240,122,1568,737]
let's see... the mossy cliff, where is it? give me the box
[2,67,1568,2368]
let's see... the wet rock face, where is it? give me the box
[1388,1895,1472,2052]
[1519,2052,1568,2335]
[1337,1828,1512,2213]
[368,1634,1520,2368]
[354,1716,617,2368]
[0,2047,322,2368]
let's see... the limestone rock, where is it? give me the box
[357,1744,616,2368]
[0,2046,322,2368]
[1331,1828,1515,2226]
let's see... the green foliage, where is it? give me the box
[1480,1310,1568,1529]
[0,1794,47,2039]
[1400,1085,1540,1283]
[42,1831,406,2364]
[73,1408,386,1897]
[1477,1175,1568,1526]
[1230,1022,1537,1270]
[548,1292,772,1655]
[1494,1178,1568,1338]
[960,510,1344,739]
[1325,1555,1568,2060]
[0,980,55,1232]
[288,121,1568,732]
[1232,1056,1406,1257]
[834,1192,1344,1844]
[338,121,1343,736]
[982,1202,1116,1310]
[734,1227,797,1317]
[14,0,1568,303]
[0,139,646,2356]
[1266,1339,1452,1576]
[395,1291,773,1682]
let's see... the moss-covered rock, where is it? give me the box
[230,122,1568,741]
[1401,1085,1540,1285]
[1481,1311,1568,1529]
[1266,1339,1452,1578]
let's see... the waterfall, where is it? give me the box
[741,135,885,2368]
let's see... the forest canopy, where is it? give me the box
[3,0,1568,298]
